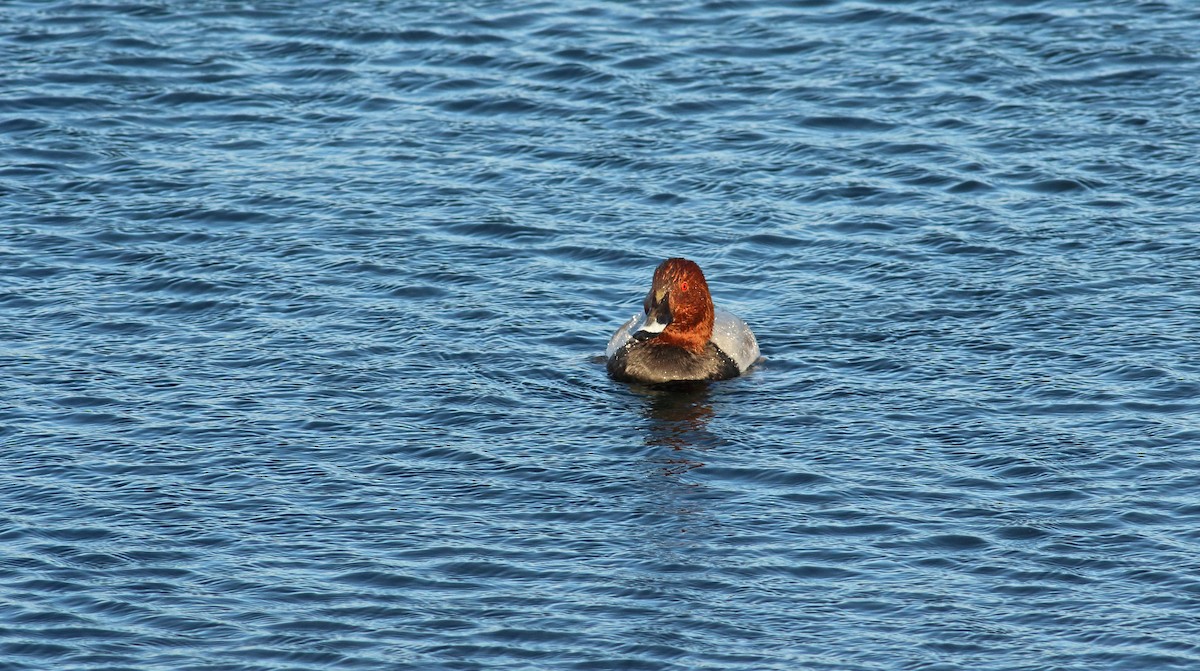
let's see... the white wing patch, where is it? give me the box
[606,306,759,374]
[710,306,760,373]
[605,313,640,359]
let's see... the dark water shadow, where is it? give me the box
[632,382,723,476]
[625,382,731,557]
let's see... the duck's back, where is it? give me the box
[709,307,759,372]
[607,339,739,384]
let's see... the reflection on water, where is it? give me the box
[637,383,719,475]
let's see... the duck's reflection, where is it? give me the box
[636,383,719,475]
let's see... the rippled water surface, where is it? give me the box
[4,1,1200,669]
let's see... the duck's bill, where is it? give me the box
[641,287,671,333]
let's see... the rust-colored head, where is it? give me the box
[643,258,714,354]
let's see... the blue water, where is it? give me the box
[3,1,1200,669]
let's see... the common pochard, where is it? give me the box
[606,258,759,384]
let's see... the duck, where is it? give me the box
[606,258,759,384]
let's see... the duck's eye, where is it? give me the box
[680,281,689,292]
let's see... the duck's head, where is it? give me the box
[642,258,714,354]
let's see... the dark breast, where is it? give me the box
[607,339,740,384]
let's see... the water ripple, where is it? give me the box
[2,0,1200,669]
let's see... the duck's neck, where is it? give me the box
[657,306,713,355]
